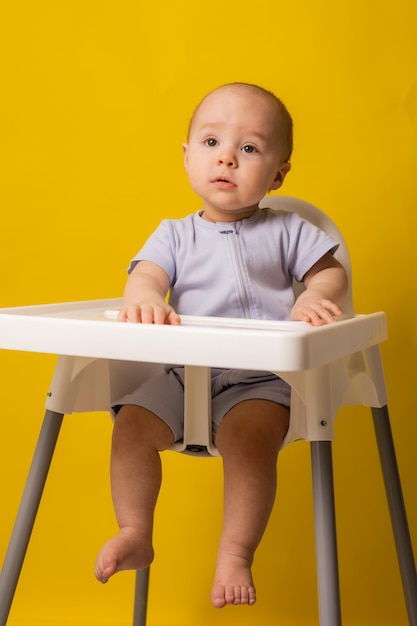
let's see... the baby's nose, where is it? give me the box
[217,153,237,167]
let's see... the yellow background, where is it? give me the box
[1,1,416,625]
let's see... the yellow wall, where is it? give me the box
[1,2,416,625]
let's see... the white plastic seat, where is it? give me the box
[0,196,416,626]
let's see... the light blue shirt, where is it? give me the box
[129,207,338,321]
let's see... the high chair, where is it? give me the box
[0,196,416,626]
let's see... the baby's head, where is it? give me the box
[184,83,293,221]
[188,82,293,163]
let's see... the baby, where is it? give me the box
[95,82,348,608]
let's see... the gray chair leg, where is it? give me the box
[311,440,342,626]
[0,410,64,626]
[133,567,150,626]
[372,406,417,626]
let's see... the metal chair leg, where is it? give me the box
[372,406,417,626]
[0,410,64,626]
[311,440,342,626]
[133,567,150,626]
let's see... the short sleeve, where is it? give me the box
[128,220,177,283]
[285,212,339,282]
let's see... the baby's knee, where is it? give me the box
[113,405,173,450]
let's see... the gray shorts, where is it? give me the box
[112,367,291,443]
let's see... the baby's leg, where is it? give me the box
[95,405,173,583]
[212,399,289,608]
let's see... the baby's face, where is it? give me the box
[183,85,290,222]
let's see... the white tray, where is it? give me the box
[0,298,387,372]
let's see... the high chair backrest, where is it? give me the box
[259,195,354,315]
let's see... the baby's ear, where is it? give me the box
[182,143,189,170]
[270,161,291,190]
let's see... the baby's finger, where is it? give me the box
[313,303,342,325]
[139,305,158,324]
[125,305,146,323]
[117,309,128,322]
[322,300,343,317]
[166,309,181,325]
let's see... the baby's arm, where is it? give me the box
[118,260,181,325]
[290,253,348,326]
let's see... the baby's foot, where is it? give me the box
[211,554,256,608]
[95,526,154,583]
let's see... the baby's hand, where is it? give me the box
[118,302,181,325]
[290,296,343,326]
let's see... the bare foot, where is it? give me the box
[211,554,256,608]
[95,526,154,583]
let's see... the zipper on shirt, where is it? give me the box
[220,229,252,318]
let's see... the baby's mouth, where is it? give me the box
[213,177,236,188]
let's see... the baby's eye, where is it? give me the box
[242,144,258,154]
[205,137,218,147]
